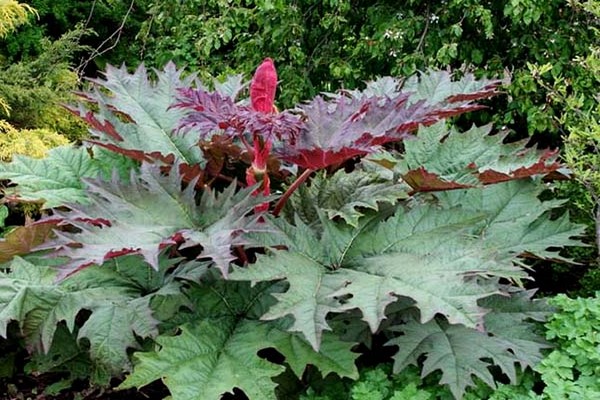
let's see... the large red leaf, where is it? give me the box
[274,70,502,170]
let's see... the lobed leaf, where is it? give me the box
[39,163,265,278]
[0,256,185,374]
[275,70,502,170]
[282,167,407,227]
[401,123,561,192]
[232,178,583,350]
[0,146,104,208]
[175,87,303,143]
[70,63,204,171]
[435,180,586,262]
[121,280,358,400]
[388,290,551,399]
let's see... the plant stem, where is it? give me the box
[272,168,314,216]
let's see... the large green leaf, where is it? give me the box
[0,255,189,375]
[0,145,136,208]
[120,280,358,400]
[400,123,561,192]
[436,180,586,262]
[122,319,285,400]
[387,290,551,399]
[41,164,264,278]
[232,251,351,350]
[232,179,583,351]
[71,63,205,169]
[0,146,92,208]
[77,298,157,375]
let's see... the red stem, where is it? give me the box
[272,168,315,216]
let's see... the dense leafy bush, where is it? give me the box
[0,26,89,141]
[135,0,596,138]
[0,0,34,39]
[0,120,69,160]
[1,0,148,69]
[301,364,540,400]
[0,60,585,399]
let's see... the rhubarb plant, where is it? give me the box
[0,60,585,399]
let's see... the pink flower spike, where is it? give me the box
[250,58,278,113]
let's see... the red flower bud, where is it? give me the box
[250,58,277,113]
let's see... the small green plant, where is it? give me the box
[301,364,542,400]
[536,293,600,399]
[0,26,90,141]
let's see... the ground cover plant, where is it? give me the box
[0,59,586,399]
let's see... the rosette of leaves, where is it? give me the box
[0,62,585,399]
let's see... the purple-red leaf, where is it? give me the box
[175,89,302,143]
[274,70,502,170]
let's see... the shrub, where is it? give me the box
[0,60,585,399]
[0,27,89,141]
[0,120,69,161]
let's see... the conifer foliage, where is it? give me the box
[0,60,584,399]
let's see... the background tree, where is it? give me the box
[135,0,596,142]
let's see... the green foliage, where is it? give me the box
[120,279,358,400]
[0,0,149,68]
[282,165,407,228]
[536,293,600,399]
[0,63,586,399]
[134,0,596,137]
[302,291,600,400]
[0,0,35,39]
[387,292,551,398]
[524,1,600,289]
[0,26,89,140]
[301,364,542,400]
[0,255,178,383]
[0,119,69,160]
[0,204,7,231]
[0,145,135,208]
